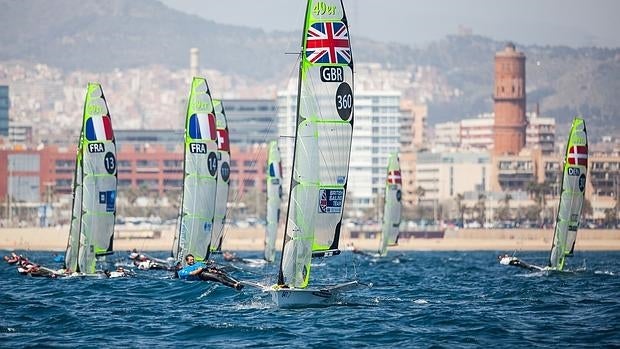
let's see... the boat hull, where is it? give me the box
[266,281,364,307]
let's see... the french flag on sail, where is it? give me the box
[85,115,114,141]
[568,145,588,166]
[189,113,216,140]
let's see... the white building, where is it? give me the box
[434,112,555,153]
[415,150,491,203]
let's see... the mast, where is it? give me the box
[277,0,354,287]
[176,77,219,263]
[64,88,88,272]
[548,117,588,270]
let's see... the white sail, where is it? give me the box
[277,0,354,288]
[64,83,117,274]
[265,141,283,262]
[175,77,219,263]
[211,99,231,252]
[378,153,402,257]
[549,117,588,270]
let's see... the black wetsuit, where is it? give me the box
[509,258,542,271]
[199,267,243,290]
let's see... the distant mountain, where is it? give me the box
[0,0,298,81]
[1,0,619,138]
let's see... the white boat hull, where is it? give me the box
[266,281,365,307]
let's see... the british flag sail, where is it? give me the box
[210,99,230,252]
[174,77,219,263]
[549,117,588,270]
[277,0,354,288]
[64,83,117,274]
[379,153,402,257]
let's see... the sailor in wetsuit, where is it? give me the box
[497,254,541,271]
[177,254,244,290]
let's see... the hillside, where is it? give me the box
[1,0,618,137]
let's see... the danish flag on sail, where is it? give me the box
[567,145,588,167]
[85,115,113,141]
[387,170,402,184]
[306,22,351,64]
[188,113,216,140]
[217,129,229,151]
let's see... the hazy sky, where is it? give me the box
[160,0,619,48]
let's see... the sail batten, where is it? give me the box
[548,117,588,270]
[277,0,354,288]
[64,83,117,274]
[175,77,219,263]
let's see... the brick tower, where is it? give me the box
[493,43,526,155]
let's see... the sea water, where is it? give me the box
[1,250,619,347]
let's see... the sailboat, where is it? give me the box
[266,0,364,306]
[378,153,403,257]
[264,140,283,262]
[173,77,219,264]
[500,117,588,272]
[351,153,402,258]
[63,82,118,275]
[210,99,230,253]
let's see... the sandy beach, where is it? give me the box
[1,226,619,252]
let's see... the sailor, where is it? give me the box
[498,254,541,271]
[177,254,243,290]
[104,266,131,278]
[129,249,147,262]
[4,252,21,265]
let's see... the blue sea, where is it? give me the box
[1,250,619,347]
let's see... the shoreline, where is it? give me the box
[1,227,619,252]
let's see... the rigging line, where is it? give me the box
[219,54,302,249]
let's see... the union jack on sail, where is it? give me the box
[306,22,351,64]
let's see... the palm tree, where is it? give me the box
[474,193,486,227]
[495,193,513,221]
[526,181,547,225]
[415,186,426,220]
[455,193,465,227]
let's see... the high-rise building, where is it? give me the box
[221,99,277,146]
[0,86,9,137]
[493,43,526,155]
